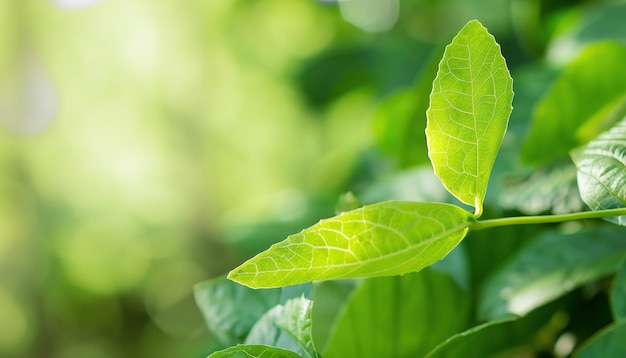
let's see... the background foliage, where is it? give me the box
[1,0,626,357]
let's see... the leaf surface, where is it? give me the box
[576,321,626,358]
[479,228,626,320]
[610,260,626,321]
[208,344,302,358]
[323,269,470,358]
[522,42,626,164]
[426,19,513,216]
[245,290,318,358]
[571,116,626,226]
[194,277,281,346]
[228,201,473,288]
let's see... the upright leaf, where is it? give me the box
[323,269,470,358]
[479,227,626,320]
[571,116,626,226]
[228,201,473,288]
[426,19,513,216]
[522,42,626,165]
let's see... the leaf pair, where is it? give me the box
[228,19,513,289]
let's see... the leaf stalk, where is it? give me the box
[470,207,626,231]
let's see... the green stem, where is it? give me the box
[471,207,626,231]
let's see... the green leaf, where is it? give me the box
[611,260,626,321]
[576,321,626,358]
[310,280,358,353]
[479,227,626,320]
[323,269,470,358]
[208,344,303,358]
[245,293,318,358]
[425,315,518,358]
[571,116,626,226]
[374,45,443,167]
[522,42,626,165]
[426,19,513,216]
[498,159,583,215]
[194,277,281,346]
[228,201,473,288]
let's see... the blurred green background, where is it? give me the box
[1,0,623,357]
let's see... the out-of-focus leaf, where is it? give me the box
[426,19,513,216]
[208,344,302,358]
[522,42,626,165]
[576,321,626,358]
[358,165,457,205]
[499,159,584,215]
[547,2,626,64]
[610,260,626,321]
[571,116,626,226]
[245,293,318,358]
[194,277,281,346]
[374,46,442,167]
[0,51,57,134]
[310,280,359,353]
[480,228,626,320]
[334,192,361,214]
[323,269,470,358]
[426,315,518,358]
[228,201,473,288]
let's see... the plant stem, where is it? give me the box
[471,207,626,231]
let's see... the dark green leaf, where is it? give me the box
[426,19,513,216]
[228,201,473,288]
[571,116,626,226]
[208,344,303,358]
[323,269,470,357]
[194,277,281,346]
[576,321,626,358]
[480,227,626,320]
[611,259,626,321]
[522,42,626,165]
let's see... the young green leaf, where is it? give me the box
[571,116,626,226]
[208,344,303,358]
[426,19,513,217]
[323,270,470,358]
[228,201,473,288]
[479,227,626,320]
[522,42,626,165]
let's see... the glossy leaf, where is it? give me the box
[208,344,303,358]
[522,42,626,165]
[426,19,513,216]
[323,269,470,358]
[611,260,626,321]
[480,228,626,320]
[571,116,626,226]
[194,276,281,346]
[576,321,626,358]
[228,201,473,288]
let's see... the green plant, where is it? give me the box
[195,19,626,357]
